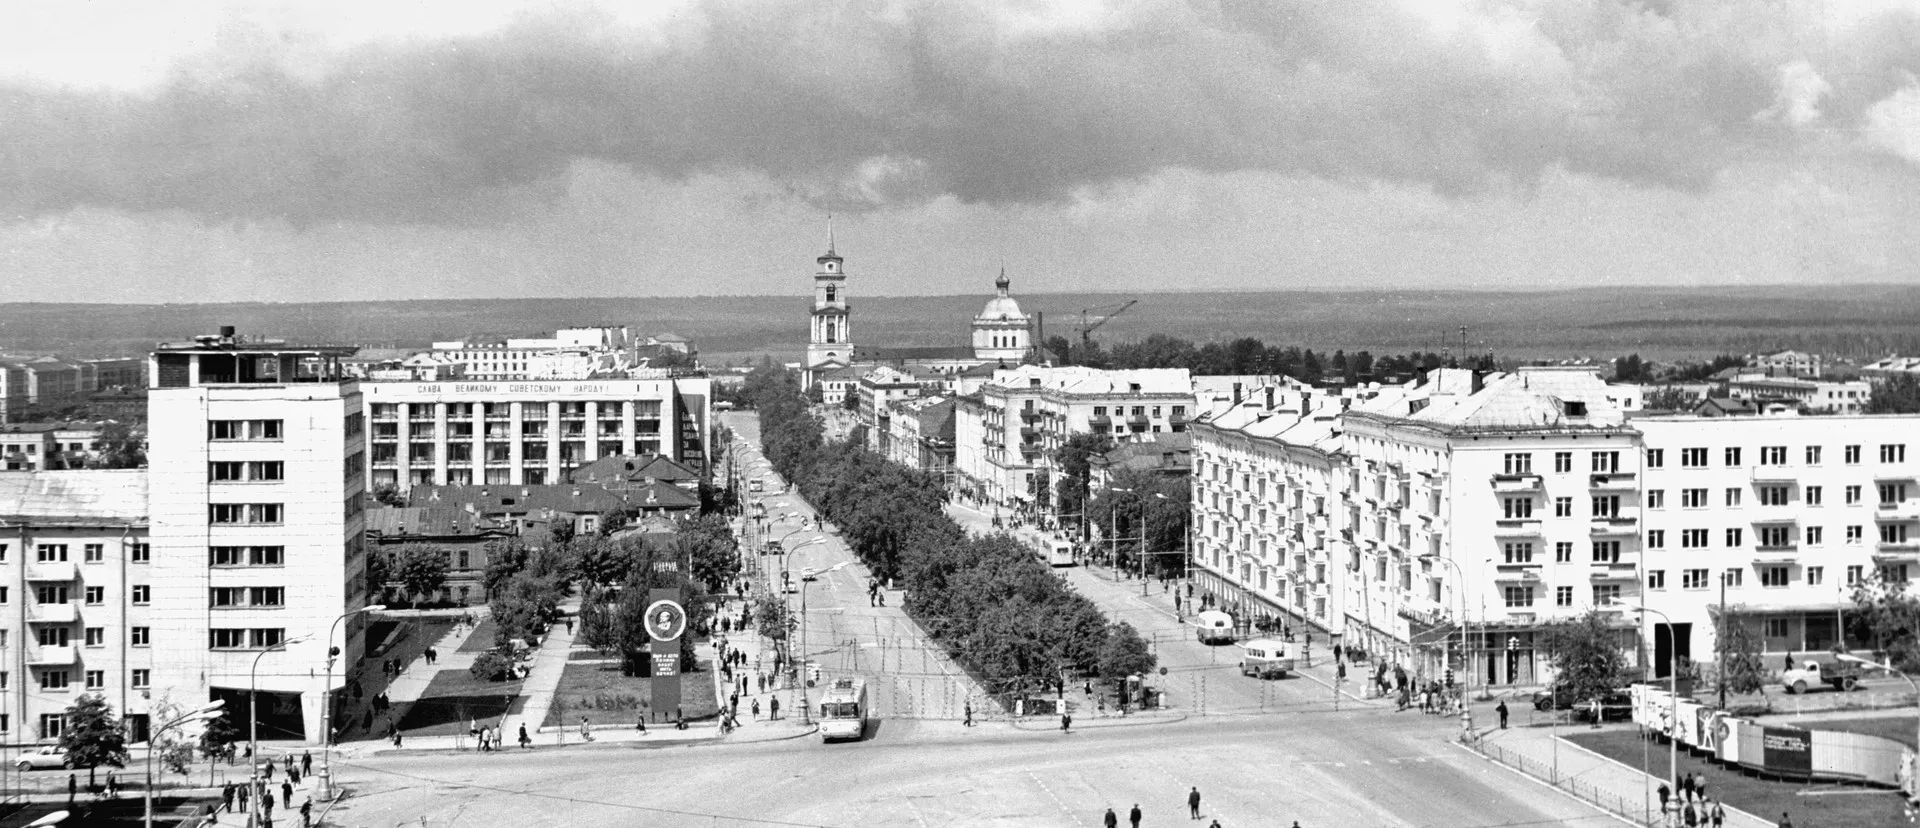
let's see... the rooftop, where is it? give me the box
[0,471,147,525]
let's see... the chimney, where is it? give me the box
[219,325,237,344]
[1471,371,1486,394]
[1264,385,1274,410]
[1232,382,1243,404]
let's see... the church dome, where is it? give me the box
[977,269,1027,321]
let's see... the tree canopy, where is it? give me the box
[391,543,451,607]
[59,694,129,784]
[1538,611,1631,704]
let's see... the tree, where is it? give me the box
[755,593,792,643]
[1096,622,1156,681]
[468,651,517,682]
[596,505,631,536]
[1053,432,1115,537]
[364,548,392,603]
[491,571,562,646]
[370,484,406,507]
[392,544,451,607]
[198,708,240,764]
[85,421,146,469]
[1644,386,1695,411]
[1850,572,1920,671]
[59,694,129,785]
[1538,611,1630,705]
[1867,375,1920,414]
[1713,606,1771,706]
[571,536,637,588]
[678,515,742,592]
[482,538,529,597]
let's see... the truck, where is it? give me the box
[1782,659,1865,694]
[1193,610,1236,645]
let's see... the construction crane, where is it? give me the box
[1079,300,1138,346]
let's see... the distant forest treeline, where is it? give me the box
[3,285,1918,363]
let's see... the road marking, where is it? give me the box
[1029,771,1089,827]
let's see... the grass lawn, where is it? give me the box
[396,667,526,737]
[1786,715,1919,749]
[568,648,623,661]
[1563,730,1910,827]
[456,617,500,653]
[542,657,720,729]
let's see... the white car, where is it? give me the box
[16,744,69,771]
[799,566,820,582]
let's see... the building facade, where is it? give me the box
[361,376,711,491]
[146,332,370,741]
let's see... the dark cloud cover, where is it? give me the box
[2,0,1916,224]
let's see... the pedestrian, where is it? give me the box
[964,701,974,727]
[281,779,293,809]
[1496,700,1509,729]
[290,766,300,785]
[580,715,594,741]
[1130,803,1142,828]
[300,800,312,828]
[1104,808,1118,828]
[1709,800,1725,828]
[636,714,649,734]
[1684,802,1699,828]
[770,697,781,720]
[1679,771,1694,804]
[222,782,236,812]
[391,729,403,748]
[1187,786,1201,820]
[518,722,532,749]
[267,758,276,779]
[1694,771,1707,803]
[1061,710,1072,732]
[264,791,275,818]
[1778,812,1793,828]
[751,699,762,720]
[1657,782,1671,814]
[301,750,312,778]
[565,617,574,634]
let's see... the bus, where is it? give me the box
[819,677,868,741]
[1030,537,1076,567]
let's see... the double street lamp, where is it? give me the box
[1613,599,1677,826]
[319,605,385,801]
[250,634,311,828]
[145,700,225,828]
[778,534,825,594]
[795,561,850,726]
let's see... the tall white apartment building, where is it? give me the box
[952,365,1194,508]
[1637,415,1920,669]
[362,376,712,490]
[429,326,635,381]
[147,333,369,741]
[0,471,150,743]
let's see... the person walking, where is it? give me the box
[580,715,595,741]
[1679,771,1695,804]
[1187,786,1202,819]
[770,697,781,720]
[281,779,294,809]
[751,698,761,720]
[68,772,77,802]
[1129,803,1142,828]
[1060,710,1072,732]
[301,749,313,778]
[1657,782,1671,814]
[1683,802,1699,828]
[222,782,236,813]
[1694,772,1708,804]
[518,722,532,749]
[964,701,974,727]
[1495,700,1509,729]
[1103,808,1118,828]
[1709,800,1725,828]
[300,799,312,828]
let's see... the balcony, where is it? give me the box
[28,645,77,666]
[1750,466,1798,484]
[1493,519,1543,537]
[1019,409,1040,423]
[1749,510,1799,525]
[1589,517,1638,536]
[1588,566,1637,582]
[1490,474,1543,493]
[1875,470,1919,482]
[26,561,77,582]
[1876,502,1920,522]
[1752,544,1798,562]
[1127,414,1150,429]
[1873,542,1920,562]
[28,603,78,624]
[1588,473,1637,491]
[1089,415,1112,429]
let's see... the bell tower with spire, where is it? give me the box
[805,219,852,381]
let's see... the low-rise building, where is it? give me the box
[364,506,513,606]
[1724,377,1871,414]
[1751,350,1822,379]
[1862,356,1920,385]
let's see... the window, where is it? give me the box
[0,543,6,562]
[1760,526,1792,548]
[131,543,148,563]
[1845,444,1862,464]
[1592,541,1620,563]
[1724,447,1742,466]
[1502,498,1534,519]
[1554,497,1573,517]
[1592,584,1622,605]
[1880,483,1908,505]
[1682,569,1708,590]
[83,587,103,605]
[1881,564,1911,583]
[1808,566,1824,586]
[1555,542,1574,563]
[1760,446,1787,465]
[1846,485,1863,505]
[1807,526,1824,546]
[1724,568,1743,588]
[82,670,103,690]
[1725,527,1744,547]
[1882,444,1908,463]
[1555,586,1574,607]
[1681,529,1709,548]
[1806,445,1823,465]
[209,629,246,649]
[1591,495,1619,518]
[1725,488,1742,507]
[131,627,149,646]
[131,585,149,605]
[35,628,68,647]
[40,671,69,690]
[1554,452,1572,473]
[1647,529,1665,549]
[0,586,7,604]
[1648,570,1666,590]
[208,460,284,482]
[1592,451,1619,473]
[39,714,63,738]
[1848,525,1864,544]
[248,587,285,607]
[1764,618,1790,638]
[1759,486,1790,506]
[35,544,67,562]
[210,587,243,608]
[131,669,150,689]
[209,503,283,525]
[1882,524,1911,545]
[1503,587,1534,608]
[209,419,282,441]
[1806,486,1823,507]
[1848,565,1865,585]
[249,629,286,648]
[1646,489,1665,509]
[1503,453,1533,475]
[1503,542,1534,564]
[1759,565,1789,588]
[1646,449,1665,469]
[1682,488,1708,508]
[34,586,67,605]
[82,544,103,563]
[84,628,104,647]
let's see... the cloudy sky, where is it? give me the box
[2,0,1918,303]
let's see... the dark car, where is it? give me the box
[1533,686,1632,721]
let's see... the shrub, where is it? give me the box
[469,651,516,682]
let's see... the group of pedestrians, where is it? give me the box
[1655,771,1726,828]
[214,751,316,828]
[1100,788,1287,828]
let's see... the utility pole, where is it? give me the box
[1718,572,1727,710]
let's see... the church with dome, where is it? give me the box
[801,236,1039,396]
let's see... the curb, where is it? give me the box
[1007,712,1190,731]
[1449,737,1640,827]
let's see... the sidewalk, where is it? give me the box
[1467,713,1772,828]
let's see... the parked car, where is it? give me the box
[16,744,69,771]
[1532,685,1632,721]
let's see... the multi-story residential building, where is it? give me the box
[1088,432,1192,493]
[146,330,369,741]
[1636,414,1920,671]
[1751,350,1822,378]
[361,376,711,491]
[429,327,637,381]
[881,397,955,475]
[0,423,108,471]
[1723,377,1872,414]
[0,471,150,743]
[953,365,1194,509]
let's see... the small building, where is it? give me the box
[364,506,514,606]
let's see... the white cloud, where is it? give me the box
[1864,78,1920,165]
[1757,59,1831,126]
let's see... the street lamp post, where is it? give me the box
[796,561,850,727]
[319,605,385,802]
[145,700,225,828]
[1616,600,1677,825]
[1140,493,1168,597]
[1420,554,1470,699]
[777,534,825,594]
[250,635,310,828]
[1835,653,1919,789]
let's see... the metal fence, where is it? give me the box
[1470,737,1651,826]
